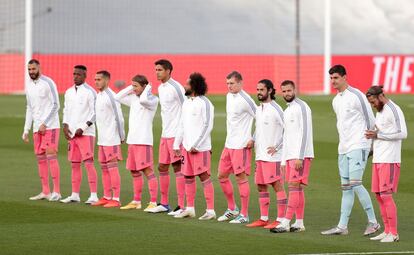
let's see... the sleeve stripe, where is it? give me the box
[105,89,125,140]
[385,102,402,132]
[40,76,59,126]
[168,79,185,104]
[295,98,308,159]
[193,96,211,148]
[270,101,284,149]
[84,84,97,123]
[348,87,371,129]
[240,91,256,114]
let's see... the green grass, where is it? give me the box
[0,94,413,255]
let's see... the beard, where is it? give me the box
[29,72,40,80]
[257,94,268,102]
[377,101,385,112]
[185,89,193,96]
[283,94,295,103]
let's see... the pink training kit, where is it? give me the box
[98,145,123,163]
[218,147,252,175]
[68,135,95,162]
[372,163,400,193]
[33,129,60,155]
[181,150,211,177]
[126,144,153,171]
[285,158,312,185]
[158,137,182,164]
[255,160,283,185]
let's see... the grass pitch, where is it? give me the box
[0,94,413,255]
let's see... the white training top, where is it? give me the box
[281,98,314,165]
[372,100,407,163]
[24,75,60,133]
[332,85,375,154]
[255,101,284,162]
[225,90,256,149]
[95,87,125,146]
[115,85,159,146]
[173,96,214,152]
[158,78,185,138]
[62,83,97,138]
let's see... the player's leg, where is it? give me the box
[92,147,112,206]
[44,129,61,201]
[121,170,142,210]
[265,179,287,229]
[158,138,171,208]
[81,136,98,203]
[175,150,196,219]
[247,184,269,227]
[61,139,81,203]
[170,159,185,214]
[217,148,238,221]
[197,151,215,220]
[143,166,159,212]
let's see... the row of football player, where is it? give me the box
[23,59,407,242]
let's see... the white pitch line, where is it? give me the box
[290,251,414,255]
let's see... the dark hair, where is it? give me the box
[154,59,173,72]
[226,71,243,81]
[366,85,384,97]
[258,79,275,100]
[132,74,149,86]
[329,65,347,76]
[189,72,208,96]
[281,80,295,88]
[74,65,87,71]
[28,59,40,65]
[96,70,111,79]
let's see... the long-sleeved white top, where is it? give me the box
[24,75,60,133]
[372,100,407,163]
[255,101,284,162]
[173,96,214,152]
[333,85,375,154]
[62,83,96,138]
[225,90,256,149]
[158,78,185,138]
[115,85,159,146]
[95,87,125,146]
[281,98,314,165]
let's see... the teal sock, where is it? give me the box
[338,188,354,228]
[354,185,377,224]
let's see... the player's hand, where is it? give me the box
[295,159,303,170]
[22,132,29,143]
[38,124,46,135]
[63,124,71,140]
[121,140,126,144]
[75,128,83,137]
[189,147,198,154]
[174,149,181,157]
[246,140,254,149]
[266,146,277,156]
[365,129,377,139]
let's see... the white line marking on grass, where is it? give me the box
[290,251,414,255]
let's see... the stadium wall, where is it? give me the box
[1,54,413,94]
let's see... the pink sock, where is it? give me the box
[71,162,82,193]
[237,179,250,216]
[132,172,143,202]
[47,154,60,194]
[202,178,214,210]
[147,172,158,203]
[285,187,301,220]
[375,193,389,233]
[175,172,185,208]
[296,189,305,219]
[159,171,170,205]
[107,162,121,199]
[100,163,112,199]
[381,193,398,235]
[84,159,97,193]
[37,154,50,194]
[185,177,196,208]
[219,178,236,210]
[276,190,288,219]
[259,192,270,219]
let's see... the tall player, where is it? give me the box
[173,72,215,220]
[23,59,61,202]
[115,75,159,211]
[60,65,98,204]
[217,71,255,224]
[271,80,313,233]
[246,79,287,229]
[149,59,186,215]
[365,86,407,242]
[322,65,380,236]
[92,71,125,208]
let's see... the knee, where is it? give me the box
[349,179,363,188]
[218,172,228,180]
[257,185,267,192]
[158,163,169,172]
[45,148,57,155]
[235,172,247,182]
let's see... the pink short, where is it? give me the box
[98,145,123,163]
[218,147,252,175]
[159,137,182,164]
[68,135,95,162]
[285,158,312,185]
[372,163,400,193]
[181,150,211,177]
[255,160,282,185]
[33,129,60,155]
[126,144,153,171]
